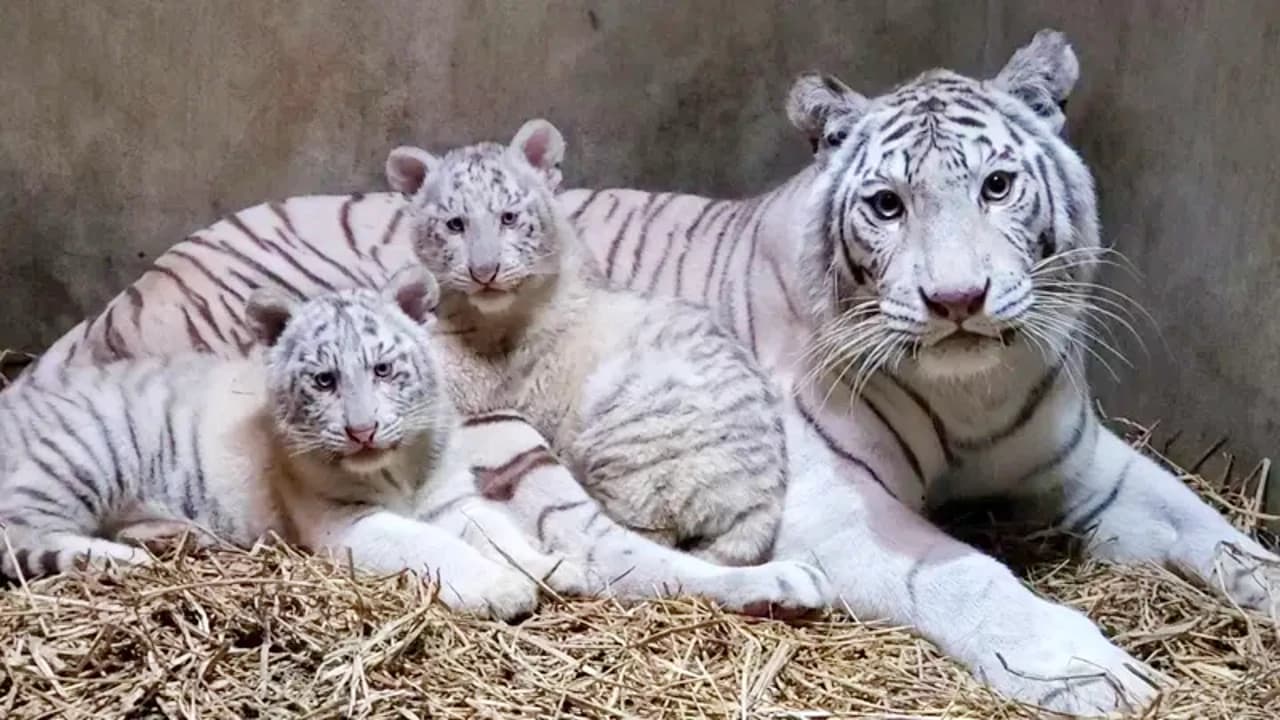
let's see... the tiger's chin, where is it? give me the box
[912,332,1013,382]
[466,289,519,315]
[337,446,400,474]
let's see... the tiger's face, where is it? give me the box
[791,30,1099,384]
[246,268,448,474]
[385,120,567,316]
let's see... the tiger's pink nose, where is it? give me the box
[920,282,989,322]
[345,424,378,446]
[469,262,500,285]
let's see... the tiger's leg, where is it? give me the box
[500,447,830,614]
[1054,426,1279,611]
[1,526,148,579]
[456,410,828,611]
[297,501,539,621]
[422,489,592,595]
[571,343,787,567]
[775,413,1160,717]
[0,461,148,580]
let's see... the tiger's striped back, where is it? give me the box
[559,179,819,376]
[28,193,414,376]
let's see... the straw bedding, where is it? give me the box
[0,354,1276,718]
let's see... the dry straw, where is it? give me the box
[0,357,1276,717]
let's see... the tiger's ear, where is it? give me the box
[382,265,439,326]
[386,146,440,196]
[511,118,566,191]
[786,72,869,159]
[992,29,1078,135]
[245,289,299,347]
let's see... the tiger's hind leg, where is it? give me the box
[486,434,829,614]
[1,525,148,580]
[570,338,787,567]
[0,459,141,580]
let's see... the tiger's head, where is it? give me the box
[246,267,451,474]
[385,119,571,317]
[789,30,1099,385]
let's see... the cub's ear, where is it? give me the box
[385,146,440,195]
[382,265,439,326]
[786,72,869,158]
[992,29,1079,134]
[511,118,566,191]
[245,289,299,346]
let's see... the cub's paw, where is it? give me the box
[541,557,597,597]
[725,560,833,619]
[1210,544,1280,613]
[492,549,596,597]
[975,605,1165,717]
[438,568,540,622]
[70,541,154,575]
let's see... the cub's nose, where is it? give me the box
[468,262,500,284]
[345,424,378,446]
[920,281,989,322]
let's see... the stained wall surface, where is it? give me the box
[1,1,1277,470]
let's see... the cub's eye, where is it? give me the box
[825,129,848,147]
[867,190,904,221]
[445,217,465,233]
[372,362,392,378]
[499,211,518,227]
[312,371,337,391]
[982,171,1014,202]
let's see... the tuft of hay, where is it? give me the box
[0,421,1277,718]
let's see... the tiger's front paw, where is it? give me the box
[973,602,1164,717]
[438,567,540,621]
[1211,543,1280,613]
[722,560,833,619]
[541,556,596,597]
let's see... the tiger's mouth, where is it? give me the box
[338,445,399,472]
[930,327,1019,348]
[464,279,528,314]
[926,325,1013,348]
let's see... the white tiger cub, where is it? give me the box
[384,120,795,570]
[0,272,543,619]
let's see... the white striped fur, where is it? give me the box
[17,28,1279,716]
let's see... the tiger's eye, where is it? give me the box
[867,190,904,221]
[445,217,465,233]
[499,211,517,227]
[373,362,392,378]
[313,371,337,391]
[982,171,1014,202]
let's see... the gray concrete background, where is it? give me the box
[1,1,1277,472]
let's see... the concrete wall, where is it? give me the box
[1,1,1277,469]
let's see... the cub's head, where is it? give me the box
[385,119,569,316]
[246,267,447,474]
[789,30,1098,383]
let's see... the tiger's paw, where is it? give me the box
[972,603,1166,717]
[538,555,595,597]
[437,567,541,622]
[720,560,833,619]
[1208,542,1280,613]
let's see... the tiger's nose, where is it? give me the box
[345,423,378,446]
[920,281,989,322]
[468,262,500,285]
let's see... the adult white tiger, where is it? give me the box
[18,29,1277,715]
